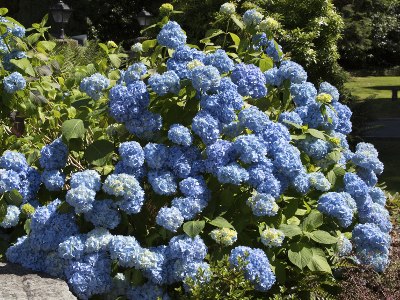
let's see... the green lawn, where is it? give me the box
[345,76,400,118]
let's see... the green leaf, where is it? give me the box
[310,230,338,244]
[279,224,302,238]
[301,211,323,232]
[327,150,341,163]
[326,170,336,186]
[84,140,115,167]
[37,41,56,52]
[258,57,273,72]
[209,216,234,229]
[230,15,244,30]
[288,246,313,269]
[10,58,35,77]
[24,219,31,234]
[0,199,7,223]
[108,54,121,68]
[204,29,224,39]
[229,32,240,47]
[61,119,85,143]
[333,166,346,176]
[4,190,23,206]
[142,39,157,52]
[284,120,302,129]
[307,248,332,273]
[98,43,109,54]
[307,128,326,140]
[183,220,205,238]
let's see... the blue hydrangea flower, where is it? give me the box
[0,169,21,193]
[109,235,142,268]
[318,192,355,228]
[332,102,352,134]
[118,141,144,169]
[292,171,311,193]
[265,39,281,62]
[168,124,193,146]
[238,106,270,133]
[229,246,276,292]
[260,227,285,248]
[167,45,205,79]
[279,111,303,128]
[352,223,391,272]
[144,143,169,169]
[272,143,303,176]
[66,185,97,213]
[85,228,113,253]
[319,82,339,102]
[39,138,68,170]
[357,167,378,187]
[309,172,331,191]
[210,228,237,246]
[149,70,180,96]
[157,21,187,49]
[84,200,121,229]
[252,33,267,50]
[148,170,177,195]
[41,170,65,191]
[172,196,208,220]
[277,61,307,84]
[297,136,331,160]
[123,63,147,84]
[192,111,221,145]
[156,207,184,232]
[127,282,169,300]
[203,49,234,73]
[0,150,28,173]
[168,235,207,262]
[0,205,20,228]
[125,111,163,140]
[243,9,263,27]
[12,25,26,38]
[80,73,110,100]
[246,193,279,217]
[359,203,392,233]
[58,235,86,260]
[233,134,267,164]
[223,121,244,138]
[70,170,101,191]
[217,163,249,185]
[190,65,221,92]
[337,234,352,257]
[290,82,317,106]
[352,143,384,175]
[3,72,26,93]
[369,187,386,206]
[220,2,236,15]
[231,63,267,99]
[179,176,207,197]
[264,67,282,86]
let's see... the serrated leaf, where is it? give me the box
[326,170,336,185]
[279,224,302,238]
[229,32,240,47]
[307,128,326,140]
[109,54,121,68]
[204,29,224,39]
[36,65,53,76]
[288,246,313,269]
[209,216,234,229]
[10,58,35,76]
[310,230,338,244]
[258,57,273,72]
[327,150,341,162]
[37,41,56,52]
[307,248,332,273]
[301,211,323,232]
[84,140,114,167]
[183,220,205,238]
[333,166,346,176]
[4,190,23,206]
[61,119,85,143]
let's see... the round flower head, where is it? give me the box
[217,163,249,185]
[157,21,187,49]
[144,143,169,169]
[131,42,143,52]
[260,227,285,248]
[168,234,207,262]
[85,227,113,253]
[231,63,267,99]
[265,39,282,62]
[190,65,221,92]
[58,235,85,260]
[168,124,193,146]
[3,72,26,93]
[259,17,280,32]
[80,73,110,100]
[278,60,307,84]
[0,169,21,193]
[160,3,174,15]
[192,111,221,145]
[156,206,184,232]
[39,138,68,170]
[220,3,235,15]
[309,172,331,192]
[70,170,102,191]
[318,192,354,228]
[109,235,142,268]
[247,193,279,217]
[319,81,339,102]
[123,63,147,84]
[203,49,234,74]
[210,228,237,246]
[41,170,65,191]
[84,200,121,229]
[0,205,20,228]
[118,141,145,169]
[337,234,352,257]
[243,9,263,27]
[149,70,180,96]
[66,185,96,213]
[148,170,177,195]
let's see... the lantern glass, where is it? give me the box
[137,16,146,26]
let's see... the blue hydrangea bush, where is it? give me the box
[0,4,393,299]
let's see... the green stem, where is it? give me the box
[222,19,231,49]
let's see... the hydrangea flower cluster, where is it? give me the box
[210,228,238,246]
[260,227,285,248]
[157,21,186,49]
[80,73,110,100]
[3,71,26,93]
[220,2,236,15]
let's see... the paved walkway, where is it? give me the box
[0,263,76,300]
[362,118,400,138]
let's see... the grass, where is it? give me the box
[345,76,400,118]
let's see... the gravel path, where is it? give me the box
[0,262,76,300]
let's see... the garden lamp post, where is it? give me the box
[50,0,73,39]
[135,7,153,27]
